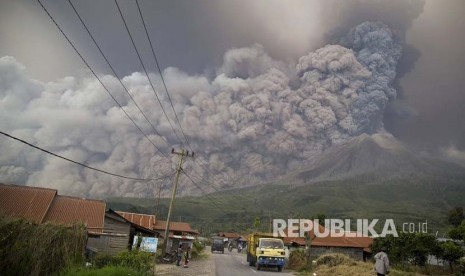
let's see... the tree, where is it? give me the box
[448,207,464,227]
[440,241,464,271]
[448,220,465,242]
[371,232,440,266]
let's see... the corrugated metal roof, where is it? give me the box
[115,211,199,235]
[154,220,199,235]
[43,195,106,233]
[281,224,373,250]
[218,232,241,238]
[0,183,56,223]
[116,211,156,230]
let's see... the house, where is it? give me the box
[282,224,373,261]
[87,209,158,255]
[217,232,244,247]
[117,211,199,251]
[0,183,155,256]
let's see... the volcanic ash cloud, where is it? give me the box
[0,22,402,197]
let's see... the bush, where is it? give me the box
[93,254,114,269]
[458,257,465,275]
[0,216,86,276]
[315,253,356,267]
[62,265,145,276]
[191,239,205,259]
[113,250,154,274]
[287,249,307,271]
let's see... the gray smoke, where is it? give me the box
[0,21,404,197]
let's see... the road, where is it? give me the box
[212,249,294,276]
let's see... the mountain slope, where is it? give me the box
[107,134,465,235]
[293,133,465,183]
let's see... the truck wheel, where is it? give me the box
[256,263,261,271]
[277,266,283,272]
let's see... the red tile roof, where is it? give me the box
[43,195,106,233]
[0,183,56,223]
[116,211,156,230]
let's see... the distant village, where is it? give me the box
[0,182,373,261]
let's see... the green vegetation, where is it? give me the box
[296,253,455,276]
[286,249,308,271]
[372,232,464,273]
[62,266,146,276]
[74,250,155,276]
[190,239,206,259]
[0,216,86,276]
[107,174,465,235]
[111,250,154,274]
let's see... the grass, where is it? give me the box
[295,253,454,276]
[62,266,146,276]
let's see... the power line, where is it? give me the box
[66,0,170,148]
[0,130,173,181]
[182,169,228,212]
[37,0,167,157]
[114,0,184,146]
[135,0,193,152]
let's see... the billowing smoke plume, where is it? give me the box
[0,21,401,198]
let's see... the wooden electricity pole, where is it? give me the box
[162,148,194,255]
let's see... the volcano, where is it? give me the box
[295,133,465,184]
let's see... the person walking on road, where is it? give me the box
[374,247,390,276]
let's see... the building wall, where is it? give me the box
[87,216,130,255]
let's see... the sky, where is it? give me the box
[1,0,465,198]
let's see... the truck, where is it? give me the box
[246,232,286,272]
[211,236,225,253]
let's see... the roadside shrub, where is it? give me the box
[93,254,114,269]
[287,249,307,271]
[315,253,356,267]
[191,239,205,259]
[113,250,153,274]
[62,265,145,276]
[458,257,465,275]
[0,216,86,276]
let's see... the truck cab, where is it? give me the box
[247,233,286,272]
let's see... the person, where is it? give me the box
[374,247,390,276]
[182,243,190,268]
[176,244,183,266]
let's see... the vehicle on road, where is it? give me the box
[247,232,286,272]
[161,249,179,264]
[211,237,225,254]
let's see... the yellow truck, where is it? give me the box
[246,232,286,272]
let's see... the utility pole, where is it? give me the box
[162,148,194,255]
[155,181,162,217]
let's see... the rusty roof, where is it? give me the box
[218,232,241,238]
[154,220,199,235]
[0,183,56,223]
[281,225,373,251]
[43,195,106,233]
[116,211,156,230]
[115,210,199,235]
